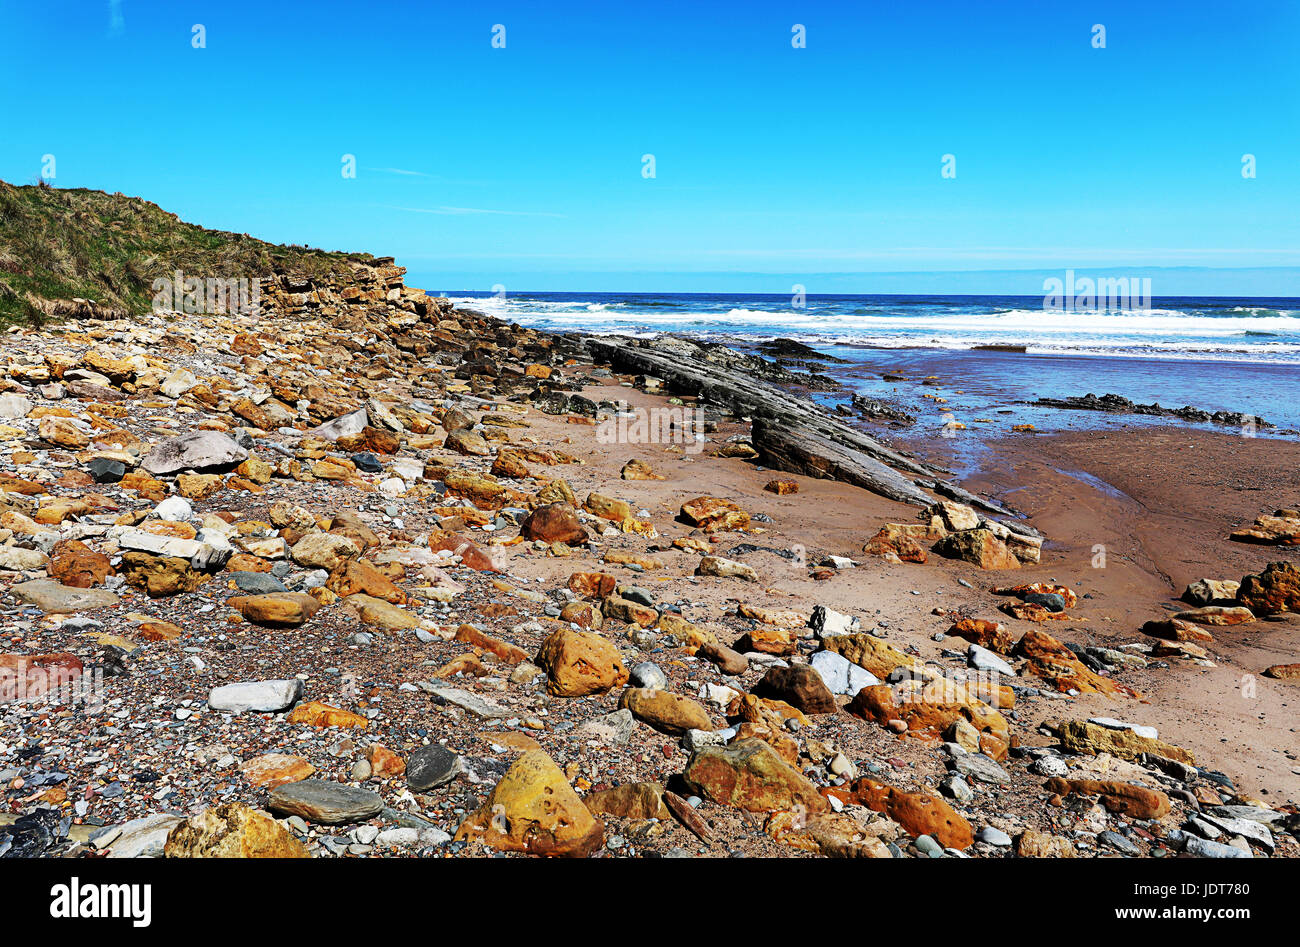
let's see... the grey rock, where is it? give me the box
[1184,835,1253,858]
[977,826,1012,847]
[207,679,303,713]
[629,661,667,690]
[141,430,248,475]
[1098,829,1140,855]
[10,579,119,614]
[968,643,1015,677]
[949,753,1010,785]
[576,708,636,745]
[406,745,463,792]
[809,649,879,695]
[268,779,384,825]
[312,408,370,442]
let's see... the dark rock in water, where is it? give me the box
[1023,592,1066,613]
[87,457,126,483]
[0,807,67,858]
[232,572,289,594]
[268,779,383,824]
[406,745,463,791]
[351,452,383,473]
[758,338,847,362]
[851,395,916,425]
[1033,392,1271,429]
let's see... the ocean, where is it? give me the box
[440,291,1300,435]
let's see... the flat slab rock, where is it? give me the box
[140,430,248,475]
[207,679,304,714]
[423,684,509,719]
[268,779,383,824]
[10,579,120,614]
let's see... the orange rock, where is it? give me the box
[0,652,84,701]
[287,701,368,729]
[240,753,315,788]
[763,479,799,495]
[137,620,184,642]
[1042,778,1171,819]
[47,539,114,588]
[366,743,406,778]
[567,571,616,600]
[1014,629,1140,698]
[535,627,628,697]
[841,777,974,849]
[946,617,1015,654]
[847,679,1010,760]
[326,559,406,604]
[454,624,528,664]
[680,496,750,531]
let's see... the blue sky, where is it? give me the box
[2,0,1298,294]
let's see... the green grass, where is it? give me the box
[0,179,376,326]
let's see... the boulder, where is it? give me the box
[164,803,309,858]
[683,738,827,813]
[520,503,588,545]
[453,750,604,857]
[536,628,627,696]
[268,779,383,825]
[141,430,248,475]
[1238,561,1300,615]
[619,687,713,734]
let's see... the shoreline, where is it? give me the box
[0,272,1294,861]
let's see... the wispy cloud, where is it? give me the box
[368,167,430,177]
[108,0,124,36]
[388,204,566,219]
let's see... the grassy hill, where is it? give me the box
[0,179,375,325]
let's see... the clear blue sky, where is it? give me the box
[2,0,1298,294]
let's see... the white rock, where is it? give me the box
[810,650,880,696]
[207,679,303,713]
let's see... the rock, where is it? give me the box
[536,627,628,696]
[805,608,855,640]
[932,529,1021,569]
[862,524,931,564]
[1055,719,1195,765]
[1185,835,1253,858]
[406,745,463,791]
[1142,617,1215,643]
[567,571,617,600]
[37,416,89,448]
[849,679,1010,760]
[1238,560,1300,615]
[240,753,315,788]
[290,533,361,571]
[1171,605,1255,626]
[620,687,713,734]
[559,705,633,745]
[695,555,757,582]
[346,593,421,630]
[698,641,748,675]
[680,496,750,531]
[312,407,369,442]
[230,592,321,627]
[87,457,127,483]
[287,701,368,729]
[583,782,671,820]
[629,661,667,689]
[454,750,604,857]
[520,503,588,545]
[104,814,186,858]
[968,643,1015,677]
[10,578,119,614]
[1183,578,1241,606]
[1015,629,1138,698]
[809,649,880,696]
[1229,510,1300,545]
[268,779,383,825]
[0,545,47,571]
[426,685,510,719]
[843,777,973,849]
[683,738,827,813]
[47,539,113,588]
[207,679,303,714]
[755,664,838,714]
[1016,829,1076,858]
[164,803,309,858]
[821,633,918,680]
[1044,778,1171,819]
[950,752,1011,785]
[120,552,206,597]
[141,430,248,474]
[0,652,84,700]
[1263,663,1300,680]
[764,478,799,495]
[444,429,491,456]
[977,826,1012,847]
